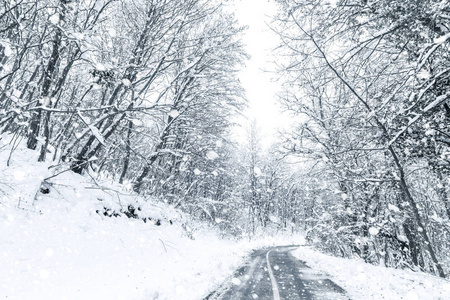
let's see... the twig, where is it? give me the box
[43,160,94,181]
[159,238,167,253]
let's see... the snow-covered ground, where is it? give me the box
[0,138,243,300]
[291,247,450,300]
[1,200,244,300]
[0,136,300,300]
[2,136,449,300]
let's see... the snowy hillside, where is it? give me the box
[0,137,251,300]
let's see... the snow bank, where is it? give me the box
[291,246,450,300]
[0,137,249,300]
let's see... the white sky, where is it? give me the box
[227,0,289,148]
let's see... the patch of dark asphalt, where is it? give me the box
[205,245,350,300]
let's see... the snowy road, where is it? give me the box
[206,246,349,300]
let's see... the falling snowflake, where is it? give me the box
[404,291,419,300]
[49,14,59,25]
[45,248,54,257]
[131,119,143,126]
[109,28,117,37]
[369,227,379,236]
[206,150,218,160]
[168,109,180,118]
[39,269,50,280]
[122,79,131,86]
[388,204,400,212]
[254,167,261,177]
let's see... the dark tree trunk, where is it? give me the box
[119,120,133,184]
[28,1,66,152]
[403,218,424,269]
[133,165,150,193]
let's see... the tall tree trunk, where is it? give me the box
[119,120,133,184]
[435,169,450,220]
[394,151,445,277]
[133,114,176,192]
[39,48,79,161]
[72,112,127,174]
[133,165,150,193]
[28,1,65,151]
[403,218,424,269]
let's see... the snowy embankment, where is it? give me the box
[291,247,450,300]
[0,137,252,300]
[0,136,303,300]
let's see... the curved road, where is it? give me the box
[206,246,349,300]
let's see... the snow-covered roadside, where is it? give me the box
[291,246,450,300]
[0,137,303,300]
[1,181,248,299]
[0,138,246,300]
[1,200,252,300]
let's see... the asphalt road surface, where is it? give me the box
[205,246,349,300]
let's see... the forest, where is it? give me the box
[1,0,449,281]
